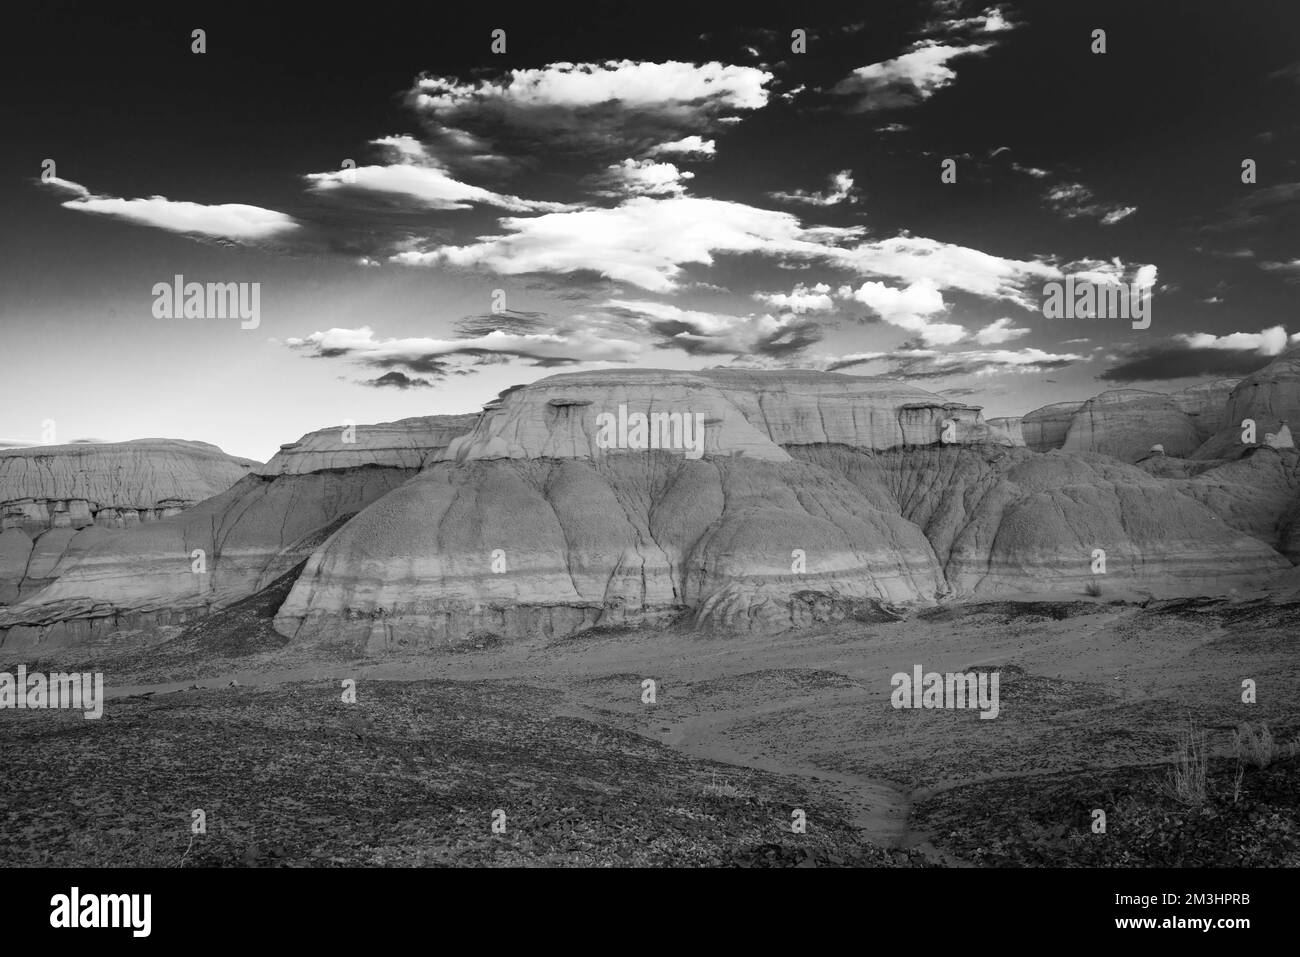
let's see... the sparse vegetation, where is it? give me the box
[1165,721,1209,807]
[1233,721,1276,769]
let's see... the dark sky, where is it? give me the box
[3,0,1298,459]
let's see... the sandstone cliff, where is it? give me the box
[0,440,256,603]
[0,417,475,649]
[1020,401,1081,451]
[7,367,1297,653]
[272,371,1287,652]
[1061,390,1201,462]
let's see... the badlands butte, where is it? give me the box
[3,350,1300,653]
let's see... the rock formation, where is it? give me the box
[0,417,475,649]
[6,365,1298,654]
[1061,389,1201,462]
[272,371,1287,652]
[1020,401,1081,451]
[0,440,256,603]
[1170,378,1240,442]
[1194,349,1300,459]
[985,416,1025,446]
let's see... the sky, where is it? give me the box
[2,0,1299,461]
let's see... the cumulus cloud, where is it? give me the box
[769,169,860,206]
[974,317,1031,344]
[391,196,863,292]
[407,60,772,158]
[646,136,717,158]
[837,278,965,345]
[753,282,835,313]
[597,159,694,197]
[831,41,992,111]
[1175,326,1295,354]
[46,177,298,242]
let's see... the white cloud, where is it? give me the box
[1011,162,1050,178]
[408,60,771,156]
[838,279,966,345]
[753,282,835,313]
[1063,258,1158,291]
[829,345,1085,377]
[926,5,1021,36]
[598,159,693,197]
[646,136,717,158]
[306,162,573,212]
[392,196,862,292]
[1261,259,1300,273]
[369,134,437,165]
[831,42,992,111]
[52,178,298,241]
[974,317,1031,344]
[1176,326,1292,355]
[413,60,771,112]
[769,169,860,206]
[1101,205,1138,225]
[1045,182,1137,224]
[42,176,92,199]
[833,235,1059,309]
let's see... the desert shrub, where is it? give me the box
[1164,721,1208,806]
[1233,721,1276,769]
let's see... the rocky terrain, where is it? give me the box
[3,352,1300,868]
[3,352,1300,653]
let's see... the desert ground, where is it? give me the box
[4,576,1296,868]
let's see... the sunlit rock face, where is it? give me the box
[1060,390,1201,463]
[10,365,1298,655]
[274,372,1285,653]
[437,369,1015,465]
[0,440,256,604]
[0,418,475,650]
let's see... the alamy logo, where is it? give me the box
[152,274,260,329]
[50,888,151,937]
[1042,275,1151,329]
[594,404,705,459]
[890,664,1000,720]
[0,666,103,719]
